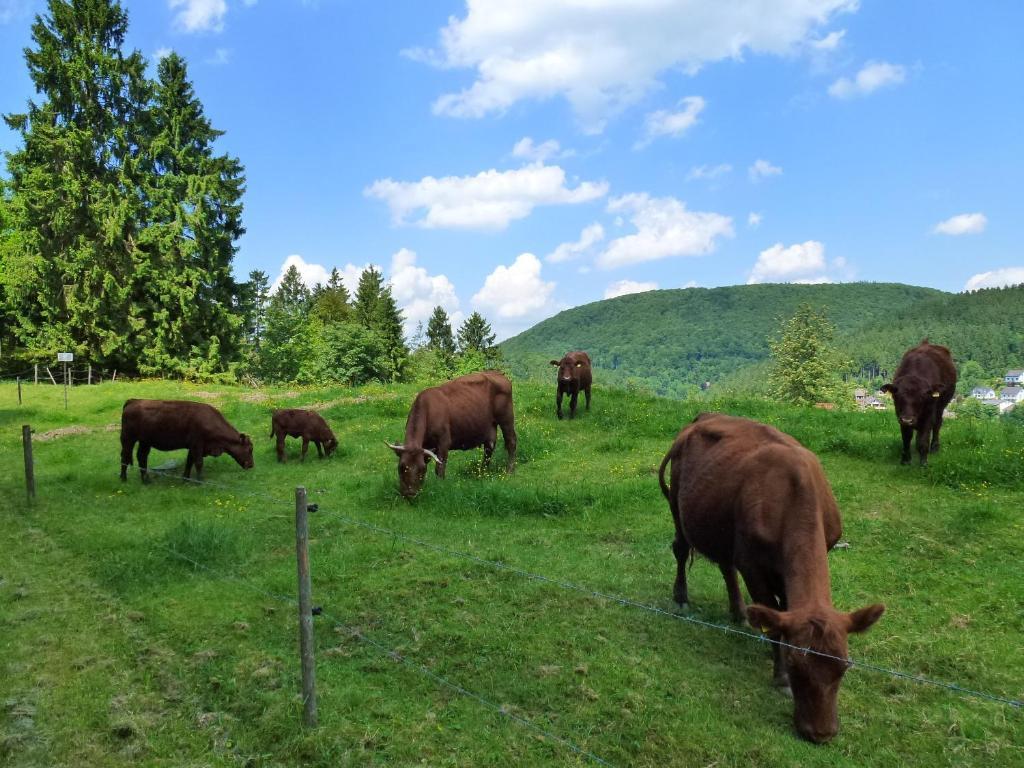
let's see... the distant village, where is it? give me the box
[855,369,1024,415]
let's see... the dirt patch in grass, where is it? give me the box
[240,391,268,402]
[190,391,222,400]
[35,425,91,442]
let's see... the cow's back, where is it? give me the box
[122,399,234,450]
[895,341,956,388]
[670,414,839,563]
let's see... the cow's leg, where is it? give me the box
[916,424,931,466]
[742,568,789,691]
[301,437,309,462]
[719,564,746,623]
[569,389,579,418]
[183,448,194,479]
[275,431,286,463]
[670,515,690,608]
[556,388,564,420]
[315,440,324,458]
[137,443,151,484]
[584,385,592,411]
[931,408,944,453]
[193,452,205,480]
[899,424,913,465]
[120,436,135,481]
[499,420,517,474]
[482,424,497,468]
[435,441,451,479]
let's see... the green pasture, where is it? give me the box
[1,380,1021,767]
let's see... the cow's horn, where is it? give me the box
[385,441,405,452]
[422,448,443,465]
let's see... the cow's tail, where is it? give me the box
[658,446,675,503]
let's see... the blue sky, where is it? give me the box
[2,0,1022,339]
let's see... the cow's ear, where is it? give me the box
[239,433,250,444]
[747,605,790,635]
[549,360,560,366]
[846,603,885,634]
[879,383,895,394]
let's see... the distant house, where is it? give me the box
[864,396,887,410]
[1006,370,1024,385]
[854,388,867,405]
[982,398,1014,414]
[971,386,996,399]
[1000,386,1024,403]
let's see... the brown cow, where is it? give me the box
[549,351,592,419]
[270,409,338,462]
[659,413,884,743]
[879,339,957,465]
[387,370,517,497]
[120,399,254,483]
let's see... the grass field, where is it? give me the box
[1,379,1022,767]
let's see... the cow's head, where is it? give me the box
[550,355,585,385]
[386,442,442,498]
[880,377,941,426]
[747,603,884,744]
[227,433,255,469]
[324,433,339,457]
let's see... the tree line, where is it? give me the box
[0,0,500,386]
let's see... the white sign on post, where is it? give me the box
[57,352,74,362]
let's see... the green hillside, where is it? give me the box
[501,283,1024,397]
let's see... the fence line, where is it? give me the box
[114,463,1023,711]
[157,535,616,767]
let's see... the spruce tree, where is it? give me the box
[3,0,151,367]
[311,267,351,323]
[241,269,270,353]
[426,306,456,356]
[457,312,496,353]
[373,284,408,380]
[767,303,849,405]
[138,51,245,375]
[260,265,310,380]
[353,266,383,328]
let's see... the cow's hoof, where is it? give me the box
[673,599,690,612]
[930,445,940,454]
[900,457,910,466]
[773,675,792,693]
[777,685,794,699]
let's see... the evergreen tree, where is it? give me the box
[373,284,408,380]
[426,306,456,356]
[137,51,245,375]
[457,312,496,354]
[3,0,151,367]
[353,266,384,328]
[241,269,270,352]
[767,303,849,405]
[260,266,310,381]
[311,266,351,323]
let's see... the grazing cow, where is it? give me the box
[659,413,884,743]
[387,370,517,498]
[879,339,957,465]
[549,351,592,419]
[120,399,254,483]
[270,409,338,462]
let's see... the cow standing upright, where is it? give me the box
[388,371,517,497]
[270,409,338,462]
[880,339,957,465]
[549,351,592,419]
[659,413,884,743]
[120,399,254,482]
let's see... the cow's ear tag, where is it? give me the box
[761,626,770,635]
[932,391,941,398]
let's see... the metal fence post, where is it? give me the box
[295,486,318,727]
[23,425,35,502]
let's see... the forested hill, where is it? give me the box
[500,283,1024,397]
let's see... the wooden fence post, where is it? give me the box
[88,364,92,385]
[295,486,318,727]
[34,364,38,385]
[17,377,22,405]
[23,425,35,502]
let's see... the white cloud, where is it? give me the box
[206,47,231,65]
[546,223,605,263]
[604,279,659,299]
[512,137,571,163]
[472,253,555,320]
[748,212,763,227]
[964,267,1024,292]
[687,163,732,181]
[365,163,607,231]
[748,240,829,284]
[418,0,859,131]
[271,254,330,293]
[810,29,845,50]
[681,280,699,289]
[934,212,987,236]
[388,249,463,335]
[636,96,705,148]
[828,60,906,99]
[169,0,227,33]
[597,194,734,269]
[153,47,173,62]
[748,158,783,182]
